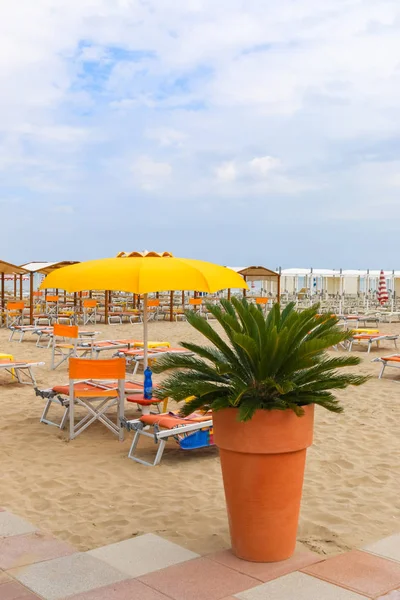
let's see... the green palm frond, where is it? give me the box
[153,299,369,421]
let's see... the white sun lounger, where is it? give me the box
[348,334,399,353]
[124,412,214,466]
[0,359,44,385]
[372,354,400,379]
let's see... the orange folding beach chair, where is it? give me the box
[6,302,25,328]
[45,295,59,319]
[35,377,162,429]
[82,299,97,325]
[50,324,95,369]
[68,358,126,440]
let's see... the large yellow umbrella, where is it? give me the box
[40,254,248,368]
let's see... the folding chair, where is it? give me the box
[68,358,126,440]
[146,299,160,321]
[6,302,25,328]
[35,377,156,429]
[83,299,97,325]
[189,298,202,313]
[45,295,59,319]
[256,297,269,315]
[50,324,94,369]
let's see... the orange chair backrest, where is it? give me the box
[83,300,97,308]
[69,357,126,380]
[7,302,25,310]
[256,297,268,305]
[54,324,78,339]
[147,299,160,307]
[46,295,59,302]
[33,291,42,297]
[189,298,202,305]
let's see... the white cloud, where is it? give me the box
[131,156,172,190]
[249,156,281,176]
[215,161,237,182]
[52,204,75,214]
[1,0,400,264]
[145,128,187,147]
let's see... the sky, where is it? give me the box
[1,0,400,269]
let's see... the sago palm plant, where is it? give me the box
[153,299,368,421]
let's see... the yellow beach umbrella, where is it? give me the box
[40,254,248,368]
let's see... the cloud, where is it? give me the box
[1,0,400,266]
[52,204,75,214]
[145,128,187,147]
[249,156,281,176]
[215,161,237,182]
[131,156,172,190]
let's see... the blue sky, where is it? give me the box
[1,0,400,269]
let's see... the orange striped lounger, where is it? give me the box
[125,412,214,466]
[373,355,400,379]
[348,333,399,353]
[115,347,191,373]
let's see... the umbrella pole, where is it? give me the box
[143,293,148,370]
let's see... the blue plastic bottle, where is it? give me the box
[144,367,153,399]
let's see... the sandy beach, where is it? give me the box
[1,318,399,558]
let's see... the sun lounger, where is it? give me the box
[115,347,190,374]
[35,378,161,429]
[348,333,399,353]
[124,412,214,466]
[341,315,380,328]
[373,354,400,379]
[0,359,44,385]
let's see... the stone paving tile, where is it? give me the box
[87,533,198,578]
[60,578,170,599]
[234,571,369,599]
[139,556,260,600]
[302,550,400,598]
[0,579,42,599]
[208,548,322,582]
[364,534,400,563]
[0,569,12,583]
[9,553,128,600]
[0,512,37,538]
[376,591,400,599]
[0,532,75,570]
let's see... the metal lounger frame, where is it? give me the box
[126,419,213,467]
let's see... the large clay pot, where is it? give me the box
[213,405,314,562]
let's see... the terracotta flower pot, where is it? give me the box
[213,405,314,562]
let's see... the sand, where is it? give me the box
[0,318,399,557]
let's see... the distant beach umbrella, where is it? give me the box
[378,270,389,305]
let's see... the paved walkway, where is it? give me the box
[1,507,400,599]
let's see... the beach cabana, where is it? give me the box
[0,261,30,326]
[280,268,343,297]
[228,266,281,300]
[20,261,79,324]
